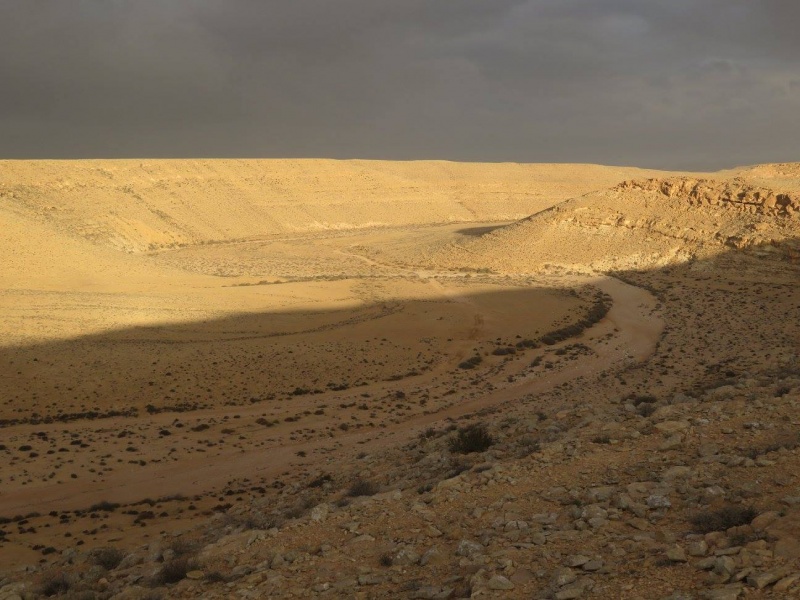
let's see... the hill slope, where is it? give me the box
[0,159,669,254]
[439,172,800,273]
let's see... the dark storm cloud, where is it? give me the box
[0,0,797,168]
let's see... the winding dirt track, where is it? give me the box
[0,274,662,515]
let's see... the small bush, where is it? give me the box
[347,478,380,497]
[446,459,470,478]
[458,355,483,370]
[90,546,125,570]
[516,339,539,349]
[134,510,155,523]
[745,432,800,459]
[538,292,611,345]
[38,571,71,596]
[379,552,394,567]
[170,538,200,557]
[631,395,658,406]
[448,424,494,454]
[419,427,441,440]
[308,473,332,488]
[689,506,758,534]
[283,504,307,520]
[637,403,657,417]
[223,510,276,530]
[88,500,120,512]
[516,435,542,458]
[154,557,191,585]
[492,346,516,356]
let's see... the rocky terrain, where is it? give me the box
[1,160,798,599]
[432,174,800,275]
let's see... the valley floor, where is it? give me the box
[1,162,799,599]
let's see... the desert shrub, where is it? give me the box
[308,473,332,488]
[516,435,542,458]
[347,478,380,497]
[592,435,612,444]
[379,552,394,567]
[90,546,125,570]
[637,403,657,418]
[243,512,278,530]
[745,432,800,458]
[515,339,539,349]
[134,510,155,523]
[419,427,440,440]
[283,505,307,520]
[447,459,470,478]
[689,506,758,534]
[223,510,276,530]
[492,346,516,356]
[539,292,611,345]
[38,570,71,596]
[449,423,494,454]
[458,355,483,370]
[417,482,434,494]
[631,395,658,406]
[153,557,191,585]
[88,500,120,513]
[170,538,200,557]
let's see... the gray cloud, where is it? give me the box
[0,0,797,169]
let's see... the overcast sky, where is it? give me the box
[1,1,798,169]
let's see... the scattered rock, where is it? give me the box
[487,574,514,590]
[666,545,687,562]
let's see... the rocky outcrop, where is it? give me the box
[615,177,800,218]
[436,174,800,275]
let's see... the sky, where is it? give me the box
[0,1,798,169]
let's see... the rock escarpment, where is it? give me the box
[438,173,800,274]
[615,177,800,219]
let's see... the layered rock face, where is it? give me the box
[615,177,800,219]
[437,173,800,274]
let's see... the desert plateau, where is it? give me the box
[0,159,798,600]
